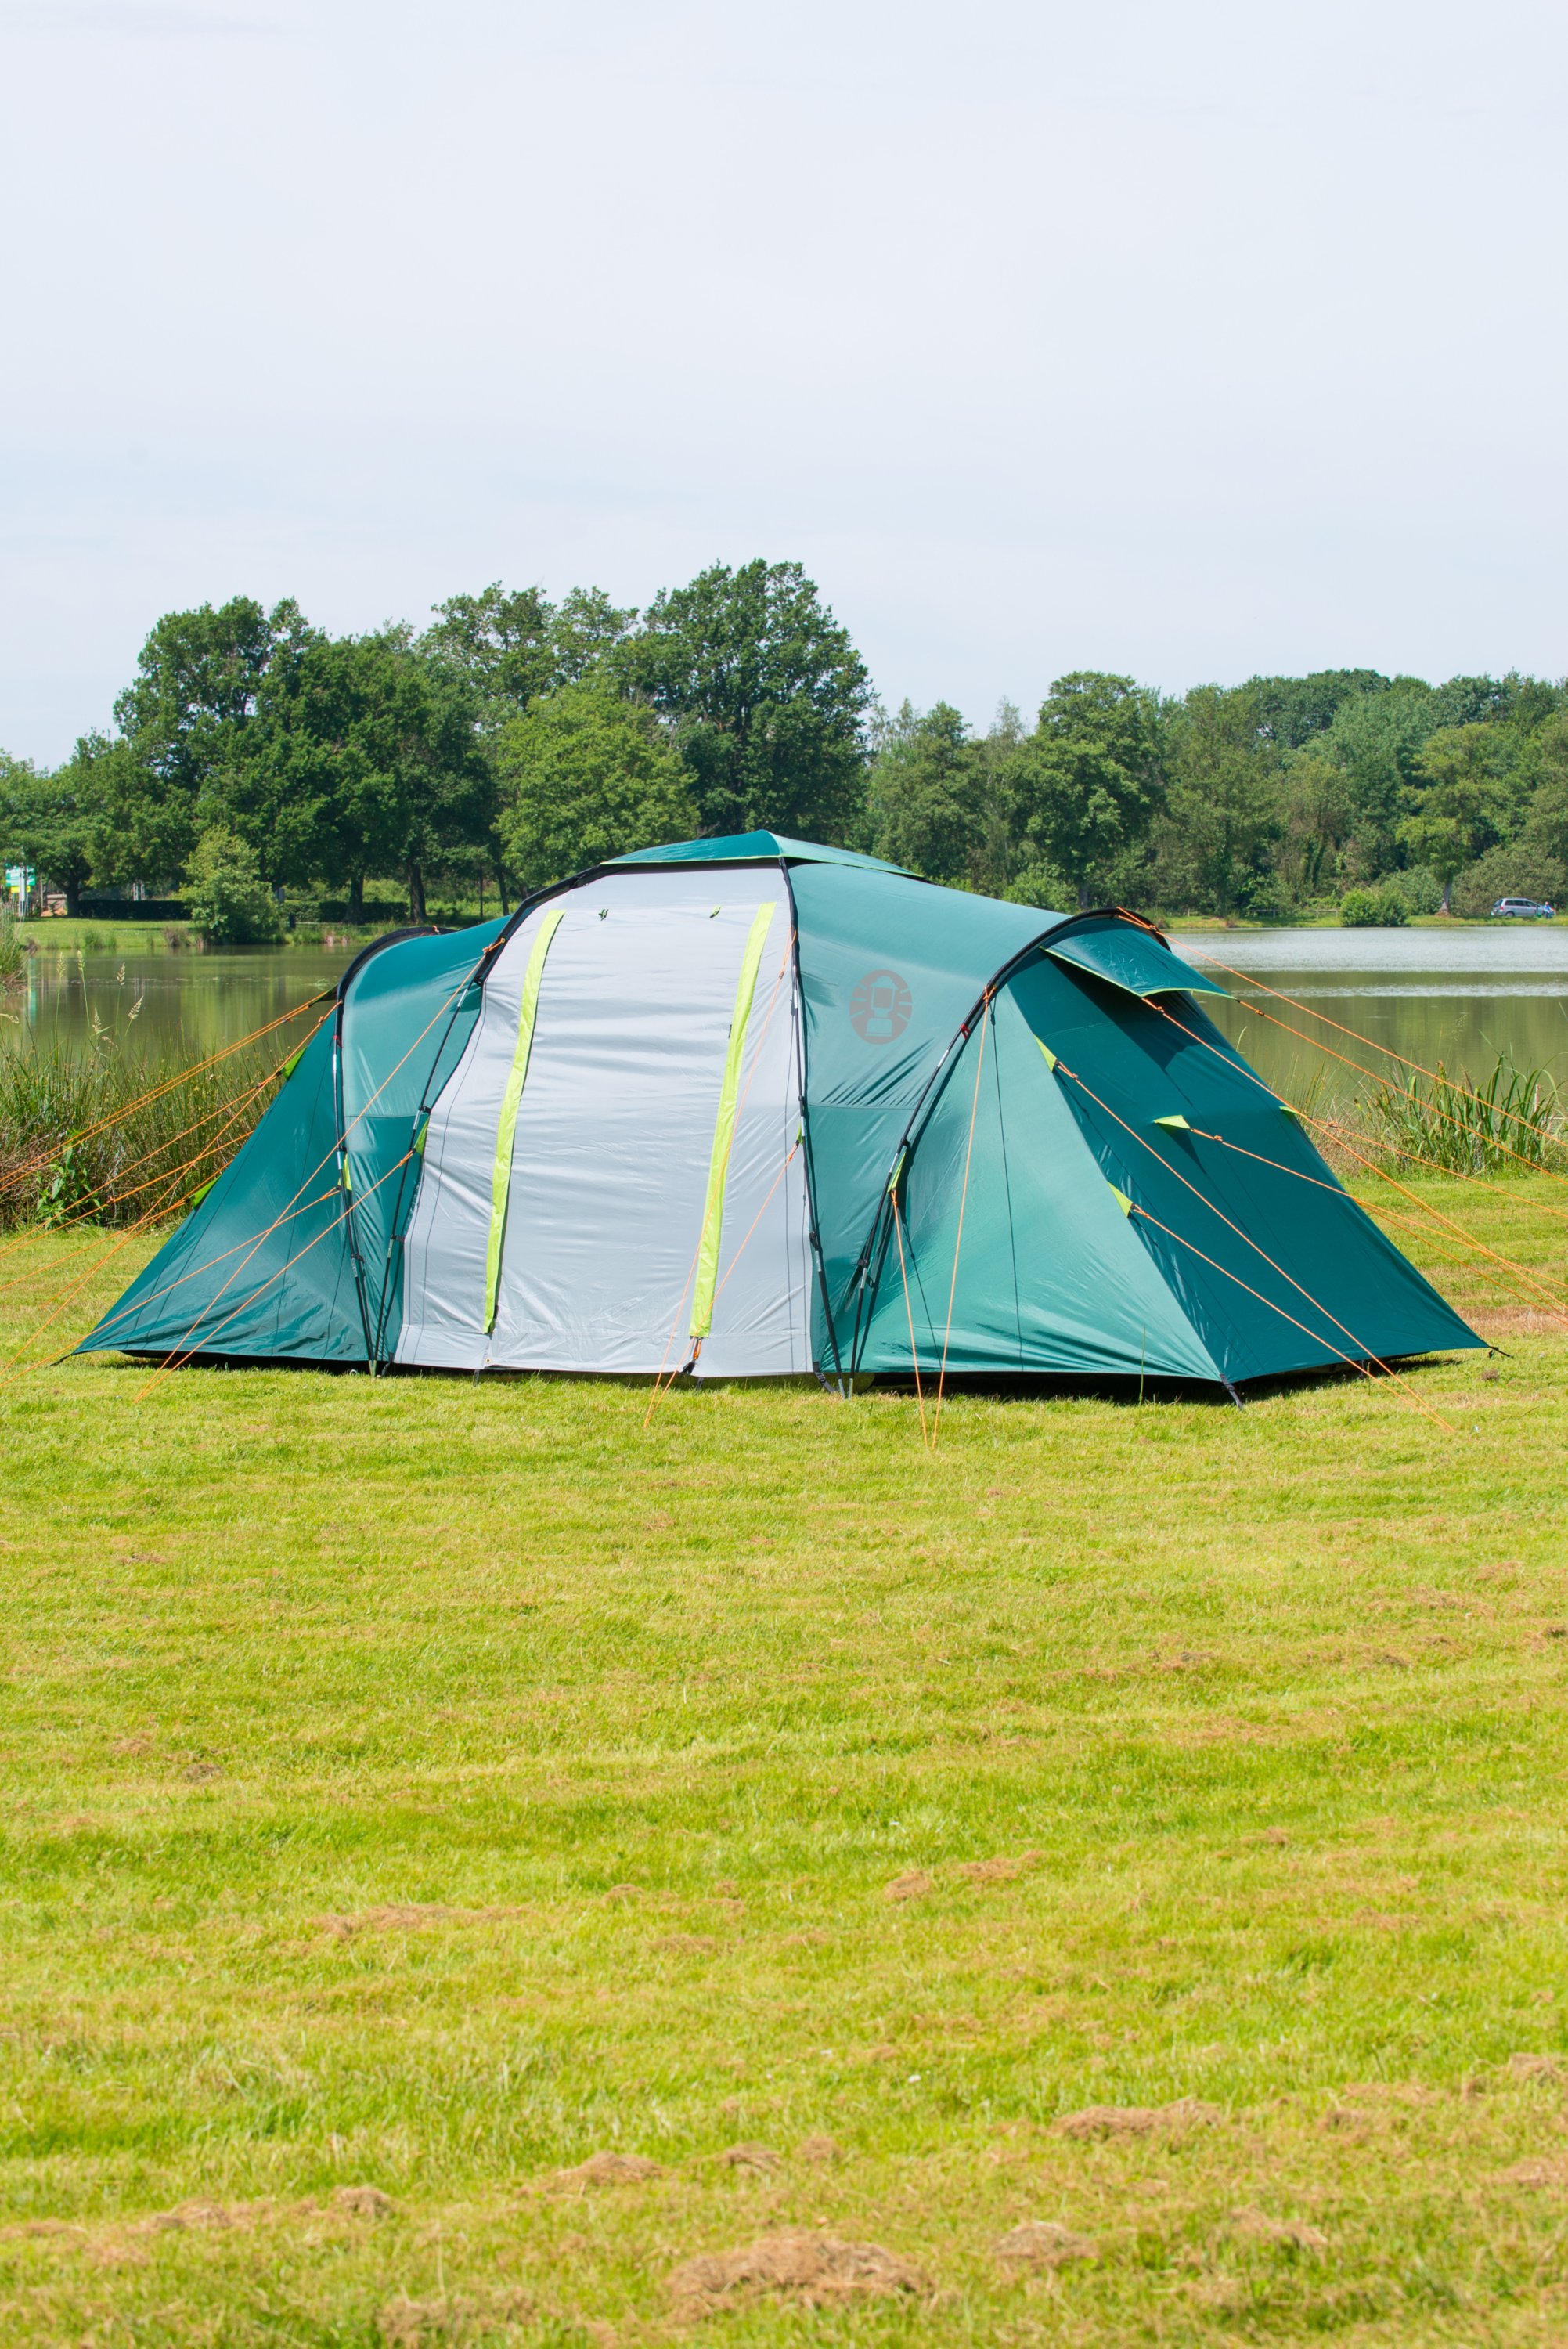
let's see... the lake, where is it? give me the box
[3,943,355,1063]
[1171,926,1568,1102]
[7,926,1568,1107]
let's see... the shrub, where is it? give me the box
[1341,886,1408,928]
[183,828,285,945]
[1385,864,1443,916]
[1004,860,1076,911]
[1451,846,1568,920]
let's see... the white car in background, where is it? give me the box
[1490,896,1556,918]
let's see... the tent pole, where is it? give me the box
[783,866,848,1396]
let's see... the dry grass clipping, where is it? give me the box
[667,2229,930,2313]
[993,2220,1098,2267]
[542,2151,662,2191]
[1228,2206,1329,2251]
[1052,2098,1224,2138]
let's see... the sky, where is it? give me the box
[2,0,1566,763]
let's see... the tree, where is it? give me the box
[1154,684,1281,916]
[110,597,311,882]
[251,632,492,922]
[865,702,986,884]
[423,583,636,719]
[1400,723,1504,911]
[4,742,109,916]
[625,560,871,839]
[183,825,285,944]
[496,682,698,896]
[1276,752,1354,901]
[422,583,557,715]
[422,583,636,906]
[1249,669,1391,750]
[1013,673,1165,910]
[1317,684,1450,875]
[1521,713,1568,867]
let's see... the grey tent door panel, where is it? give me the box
[396,870,810,1376]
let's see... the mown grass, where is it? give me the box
[2,1182,1566,2345]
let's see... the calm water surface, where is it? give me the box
[8,929,1568,1102]
[6,944,355,1061]
[1171,926,1568,1100]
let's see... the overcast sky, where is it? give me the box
[2,0,1565,763]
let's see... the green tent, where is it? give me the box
[81,835,1480,1391]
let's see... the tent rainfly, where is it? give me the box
[80,834,1482,1391]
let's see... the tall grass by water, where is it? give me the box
[0,1033,298,1232]
[0,911,27,987]
[1361,1052,1566,1176]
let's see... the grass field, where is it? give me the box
[2,1183,1566,2345]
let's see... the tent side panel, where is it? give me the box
[338,918,506,1359]
[1005,956,1482,1381]
[788,864,1058,1365]
[74,1019,363,1362]
[856,987,1221,1381]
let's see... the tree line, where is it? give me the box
[2,560,1565,930]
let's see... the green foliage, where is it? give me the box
[1317,684,1451,871]
[1362,1052,1565,1174]
[0,1034,286,1229]
[247,630,493,920]
[1379,864,1441,915]
[1398,723,1509,908]
[1154,684,1281,916]
[626,560,871,839]
[1,745,107,916]
[422,582,635,717]
[1340,886,1408,927]
[108,597,310,881]
[13,582,1568,928]
[1015,672,1166,909]
[182,826,285,944]
[1001,857,1075,910]
[1248,668,1392,749]
[865,701,984,884]
[496,683,698,895]
[1451,843,1568,919]
[0,911,24,984]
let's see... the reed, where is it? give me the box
[1360,1050,1566,1175]
[0,1037,285,1230]
[0,912,26,987]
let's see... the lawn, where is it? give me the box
[1,1182,1566,2345]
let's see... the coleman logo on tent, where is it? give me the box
[850,969,911,1043]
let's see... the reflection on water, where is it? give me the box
[5,946,355,1062]
[1170,926,1568,1102]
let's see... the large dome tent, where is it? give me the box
[79,833,1481,1391]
